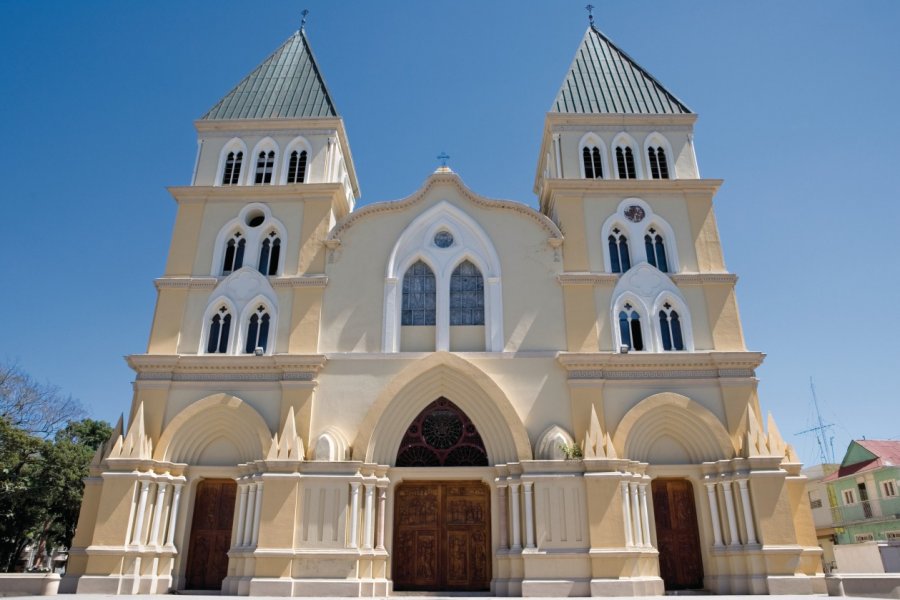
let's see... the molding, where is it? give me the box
[558,351,764,378]
[329,171,563,240]
[127,354,326,381]
[544,112,699,128]
[167,183,345,205]
[542,177,723,196]
[671,273,738,285]
[155,276,327,290]
[558,272,620,286]
[556,272,737,286]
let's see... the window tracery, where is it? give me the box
[205,305,232,354]
[644,227,669,273]
[395,397,488,467]
[244,304,271,354]
[658,302,684,351]
[222,232,246,275]
[254,150,275,184]
[222,151,243,185]
[287,150,307,183]
[449,260,484,326]
[618,303,644,351]
[608,227,631,273]
[401,261,436,326]
[583,145,603,179]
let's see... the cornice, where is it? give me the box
[328,171,563,241]
[127,354,327,382]
[544,112,698,128]
[557,272,737,286]
[558,351,764,380]
[167,183,344,205]
[543,178,723,197]
[154,275,328,290]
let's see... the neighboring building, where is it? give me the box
[825,441,900,546]
[803,463,839,571]
[63,18,824,597]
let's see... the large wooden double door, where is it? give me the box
[393,481,490,591]
[184,479,236,590]
[652,478,704,590]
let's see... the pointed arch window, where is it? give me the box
[222,151,243,185]
[618,304,644,351]
[222,233,246,275]
[287,150,308,183]
[401,261,436,326]
[615,146,637,179]
[658,302,684,351]
[254,150,275,184]
[450,260,484,326]
[244,305,271,354]
[582,146,603,179]
[206,306,232,354]
[644,227,669,273]
[396,398,488,467]
[608,227,631,274]
[647,146,669,179]
[258,231,281,276]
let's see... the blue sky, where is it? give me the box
[1,1,898,466]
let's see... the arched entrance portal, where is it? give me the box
[392,398,491,591]
[652,478,704,590]
[184,479,236,590]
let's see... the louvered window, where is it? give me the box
[648,146,669,179]
[618,304,644,351]
[244,305,271,353]
[658,302,684,351]
[644,228,669,273]
[206,306,232,354]
[450,260,484,326]
[287,150,308,183]
[222,233,245,275]
[608,228,631,273]
[222,151,243,185]
[615,146,637,179]
[258,232,281,276]
[254,150,275,184]
[582,146,603,179]
[401,261,436,326]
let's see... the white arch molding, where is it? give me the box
[577,132,609,179]
[280,135,313,184]
[600,198,680,273]
[197,296,238,354]
[383,201,504,352]
[535,425,576,460]
[215,137,248,187]
[210,203,287,277]
[643,131,677,180]
[611,132,644,179]
[246,136,279,185]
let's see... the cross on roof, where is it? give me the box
[300,9,309,31]
[437,152,450,167]
[585,4,595,26]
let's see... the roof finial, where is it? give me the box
[437,152,450,167]
[585,4,595,26]
[300,9,309,32]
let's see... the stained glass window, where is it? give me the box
[401,261,436,326]
[395,397,488,467]
[450,260,484,326]
[434,230,454,248]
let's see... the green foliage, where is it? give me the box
[559,442,584,460]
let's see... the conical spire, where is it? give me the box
[202,29,338,120]
[552,25,691,115]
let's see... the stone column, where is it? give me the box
[149,482,169,546]
[376,485,387,550]
[348,482,361,548]
[251,482,264,546]
[235,483,249,546]
[721,481,740,546]
[705,482,724,547]
[497,484,509,550]
[509,483,522,550]
[131,480,151,545]
[165,483,183,547]
[621,481,634,547]
[737,479,758,544]
[523,482,536,549]
[363,483,375,550]
[638,484,652,547]
[630,483,643,547]
[243,483,257,546]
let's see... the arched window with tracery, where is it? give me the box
[618,303,644,351]
[258,231,281,276]
[450,260,484,326]
[206,305,232,354]
[287,150,308,183]
[644,227,669,273]
[608,227,631,273]
[647,146,669,179]
[658,302,685,351]
[222,232,246,275]
[395,397,488,467]
[615,146,637,179]
[401,261,436,326]
[582,146,603,179]
[244,304,271,354]
[254,150,275,184]
[222,151,243,185]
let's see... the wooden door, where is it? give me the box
[652,479,704,590]
[393,481,490,591]
[184,479,236,590]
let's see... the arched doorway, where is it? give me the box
[184,479,236,590]
[392,398,491,591]
[652,478,704,590]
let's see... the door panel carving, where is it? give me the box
[393,481,490,591]
[652,478,704,590]
[185,479,236,590]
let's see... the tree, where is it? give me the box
[0,363,85,438]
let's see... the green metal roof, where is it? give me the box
[202,29,338,120]
[552,25,691,115]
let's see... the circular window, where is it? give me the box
[246,212,265,227]
[434,230,454,248]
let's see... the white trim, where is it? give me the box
[210,204,287,277]
[642,131,677,180]
[383,201,503,353]
[610,263,692,353]
[842,489,856,505]
[611,132,644,179]
[215,137,248,187]
[577,132,609,179]
[246,137,279,186]
[650,292,695,352]
[198,297,238,355]
[235,296,278,356]
[882,480,897,498]
[280,136,313,184]
[197,269,279,355]
[611,293,649,352]
[600,198,680,273]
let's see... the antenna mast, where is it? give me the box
[795,377,836,464]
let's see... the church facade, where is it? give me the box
[64,20,824,597]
